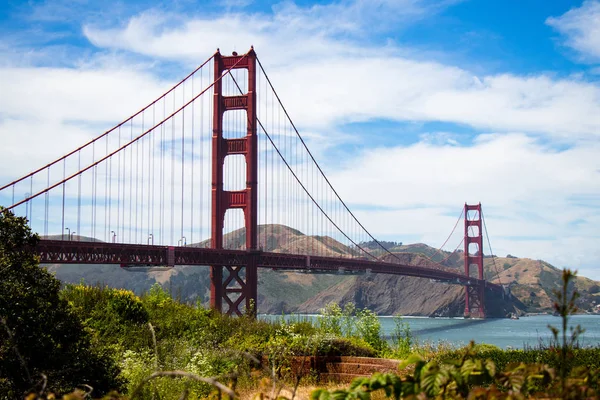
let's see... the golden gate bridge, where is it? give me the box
[0,48,503,317]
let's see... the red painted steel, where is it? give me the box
[5,45,499,319]
[464,203,486,318]
[34,239,503,294]
[211,48,258,315]
[5,57,239,212]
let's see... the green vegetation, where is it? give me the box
[2,209,600,399]
[314,270,599,400]
[0,208,122,398]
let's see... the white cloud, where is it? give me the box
[332,133,600,211]
[82,0,451,64]
[547,0,600,62]
[1,0,600,279]
[327,133,600,276]
[81,8,600,139]
[0,66,170,124]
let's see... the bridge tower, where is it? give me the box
[464,203,485,318]
[211,49,258,316]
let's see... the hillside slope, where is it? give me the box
[42,226,599,316]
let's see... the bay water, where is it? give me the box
[261,314,600,349]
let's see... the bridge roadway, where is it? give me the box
[35,239,503,292]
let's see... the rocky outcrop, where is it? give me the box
[44,225,589,316]
[293,273,523,317]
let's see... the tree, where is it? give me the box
[0,208,122,398]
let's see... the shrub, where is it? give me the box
[62,284,151,351]
[0,208,122,397]
[317,302,389,354]
[389,316,413,358]
[312,269,600,400]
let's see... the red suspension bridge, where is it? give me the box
[0,48,503,318]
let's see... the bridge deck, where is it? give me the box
[36,239,502,292]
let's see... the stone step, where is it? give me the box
[323,362,394,375]
[328,356,401,369]
[263,355,401,384]
[318,372,368,384]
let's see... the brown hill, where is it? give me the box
[42,225,599,316]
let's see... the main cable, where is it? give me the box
[5,53,250,212]
[255,56,455,268]
[482,210,503,286]
[0,52,218,192]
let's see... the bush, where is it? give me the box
[317,302,389,354]
[0,208,123,397]
[389,316,413,358]
[62,284,151,353]
[313,269,599,400]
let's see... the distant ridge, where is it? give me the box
[41,224,600,316]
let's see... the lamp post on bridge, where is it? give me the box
[111,230,116,243]
[148,233,153,245]
[70,231,76,241]
[64,227,69,241]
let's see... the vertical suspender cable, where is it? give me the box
[191,74,195,245]
[149,107,154,243]
[129,120,133,242]
[45,167,49,237]
[92,143,96,239]
[141,113,145,243]
[171,91,176,245]
[160,99,165,245]
[29,176,33,228]
[117,128,121,242]
[108,155,113,242]
[181,83,185,244]
[200,69,204,245]
[134,119,139,243]
[104,137,109,241]
[61,159,65,239]
[263,70,267,249]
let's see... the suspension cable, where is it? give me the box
[0,52,218,192]
[4,53,250,212]
[429,207,464,260]
[227,71,379,260]
[482,210,503,286]
[255,55,457,268]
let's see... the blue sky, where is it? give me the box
[1,0,600,278]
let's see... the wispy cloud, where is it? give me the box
[547,0,600,62]
[1,0,600,277]
[333,133,600,270]
[82,8,600,138]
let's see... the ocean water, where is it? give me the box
[261,314,600,349]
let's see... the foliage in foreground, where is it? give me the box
[0,208,122,398]
[3,207,600,399]
[313,269,600,400]
[21,270,600,400]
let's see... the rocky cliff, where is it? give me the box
[43,225,596,316]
